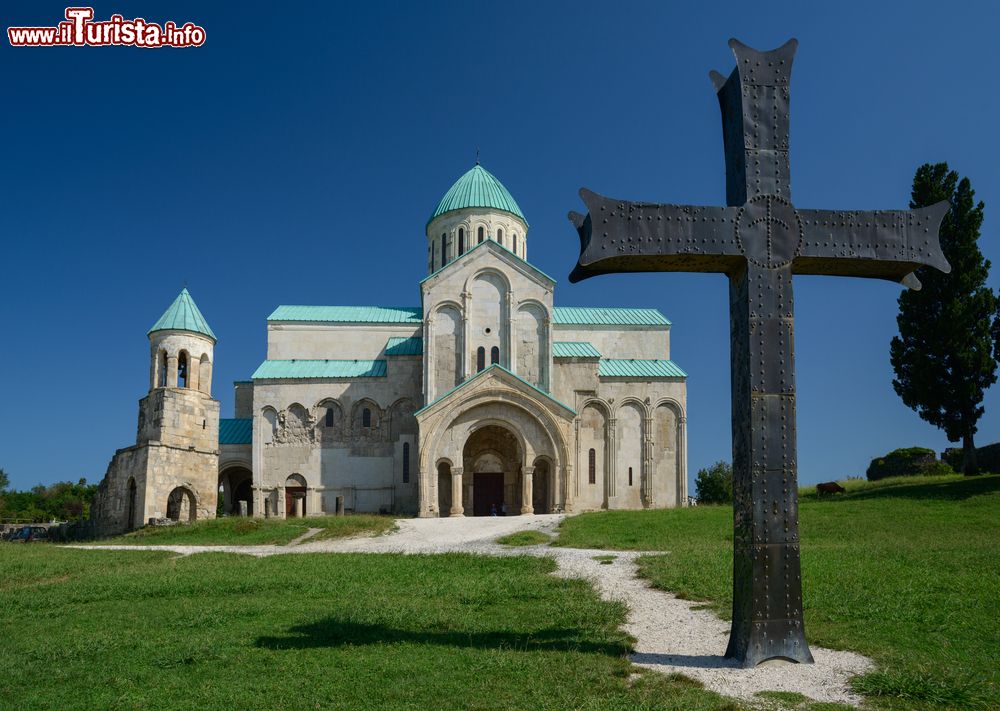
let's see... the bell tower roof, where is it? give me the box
[427,163,527,229]
[148,288,216,341]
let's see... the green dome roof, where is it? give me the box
[148,288,216,341]
[428,164,527,228]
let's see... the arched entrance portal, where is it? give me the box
[285,474,307,517]
[463,425,521,516]
[219,467,253,516]
[166,486,196,522]
[437,462,452,515]
[532,459,550,514]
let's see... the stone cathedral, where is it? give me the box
[91,164,689,533]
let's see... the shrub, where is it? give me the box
[866,447,937,481]
[695,461,732,504]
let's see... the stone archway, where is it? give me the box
[166,486,196,522]
[532,458,551,514]
[219,466,253,516]
[463,425,521,516]
[285,474,307,518]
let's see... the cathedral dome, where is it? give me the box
[428,164,527,228]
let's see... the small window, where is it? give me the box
[497,228,503,246]
[362,408,372,428]
[476,347,486,372]
[458,228,464,255]
[325,408,334,427]
[513,234,518,255]
[403,442,410,483]
[629,467,634,486]
[588,449,596,485]
[477,226,484,244]
[441,234,447,264]
[431,242,436,270]
[490,346,500,365]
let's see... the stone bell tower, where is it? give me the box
[90,289,221,534]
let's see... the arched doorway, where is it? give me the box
[219,467,253,516]
[533,459,550,514]
[166,486,196,522]
[285,474,307,517]
[463,425,520,516]
[437,462,452,515]
[126,477,137,530]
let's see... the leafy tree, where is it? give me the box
[890,163,1000,474]
[0,468,8,491]
[695,461,733,504]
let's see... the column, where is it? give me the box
[277,487,286,519]
[643,413,655,508]
[200,358,213,395]
[166,354,178,388]
[607,418,617,500]
[450,467,464,517]
[521,466,534,515]
[188,355,200,392]
[424,315,435,402]
[294,497,304,518]
[506,292,516,369]
[678,416,688,506]
[461,291,472,380]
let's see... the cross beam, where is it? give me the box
[568,38,949,668]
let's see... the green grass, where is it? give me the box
[555,474,1000,710]
[0,547,739,710]
[90,514,396,546]
[496,530,552,546]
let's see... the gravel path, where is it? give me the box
[69,514,871,706]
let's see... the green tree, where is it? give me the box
[890,163,1000,474]
[0,468,8,492]
[695,461,733,504]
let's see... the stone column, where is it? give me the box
[607,418,617,500]
[461,291,472,380]
[200,358,213,395]
[294,497,304,518]
[506,292,516,369]
[188,355,200,392]
[166,354,178,389]
[450,467,464,517]
[424,315,435,402]
[277,487,286,519]
[678,416,688,506]
[521,466,534,515]
[643,413,655,508]
[307,487,316,515]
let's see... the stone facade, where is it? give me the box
[93,164,689,531]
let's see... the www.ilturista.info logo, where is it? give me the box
[8,7,206,47]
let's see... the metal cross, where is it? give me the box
[568,38,950,667]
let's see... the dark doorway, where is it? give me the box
[473,473,504,516]
[285,488,306,517]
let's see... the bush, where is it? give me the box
[695,461,732,504]
[866,447,937,481]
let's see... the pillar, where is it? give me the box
[521,466,534,515]
[450,467,464,517]
[277,487,286,519]
[643,413,655,508]
[166,354,178,388]
[461,291,472,380]
[607,418,617,500]
[294,497,304,518]
[678,416,688,506]
[188,355,200,391]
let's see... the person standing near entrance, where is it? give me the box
[490,503,497,516]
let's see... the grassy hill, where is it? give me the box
[556,474,1000,710]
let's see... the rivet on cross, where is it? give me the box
[568,38,950,668]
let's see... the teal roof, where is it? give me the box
[252,360,387,379]
[553,342,601,358]
[219,418,252,445]
[599,359,687,378]
[552,307,671,327]
[386,336,423,356]
[416,364,575,416]
[428,164,527,228]
[148,288,216,340]
[268,305,422,324]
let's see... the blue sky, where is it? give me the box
[1,1,997,491]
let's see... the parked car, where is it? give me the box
[8,526,49,543]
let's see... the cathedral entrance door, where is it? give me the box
[473,473,503,516]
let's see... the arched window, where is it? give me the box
[458,228,465,255]
[513,234,518,255]
[477,226,484,244]
[431,242,436,270]
[325,408,335,427]
[497,228,503,246]
[490,346,500,365]
[158,351,167,387]
[362,408,372,428]
[177,352,189,388]
[629,467,634,486]
[476,347,486,372]
[402,442,410,483]
[588,448,596,484]
[441,234,447,264]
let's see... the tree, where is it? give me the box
[890,163,1000,474]
[695,461,733,504]
[0,468,8,492]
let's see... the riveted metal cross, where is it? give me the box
[568,38,950,668]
